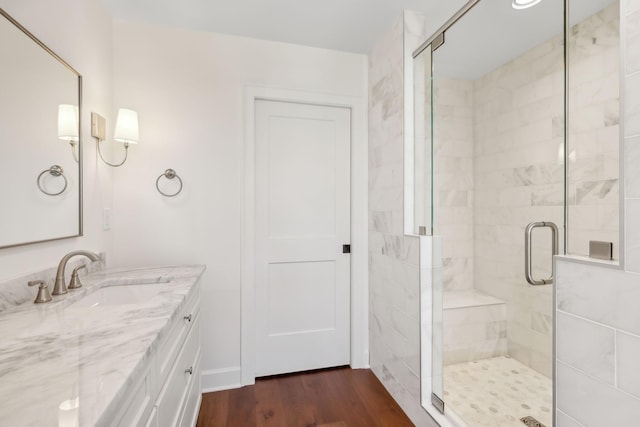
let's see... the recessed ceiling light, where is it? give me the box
[512,0,542,9]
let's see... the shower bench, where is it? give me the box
[442,290,507,365]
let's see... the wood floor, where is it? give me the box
[196,367,414,427]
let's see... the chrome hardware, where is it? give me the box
[53,250,101,295]
[156,169,183,197]
[68,265,87,290]
[589,240,613,260]
[37,165,68,196]
[524,221,559,286]
[184,314,192,322]
[28,280,52,303]
[431,393,445,414]
[185,367,193,375]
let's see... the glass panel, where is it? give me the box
[419,0,565,425]
[414,48,433,236]
[566,0,620,260]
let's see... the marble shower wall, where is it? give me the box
[472,30,565,378]
[567,2,620,259]
[368,11,436,426]
[468,5,619,377]
[554,1,640,425]
[433,79,475,292]
[555,260,640,426]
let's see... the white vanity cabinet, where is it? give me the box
[114,281,201,427]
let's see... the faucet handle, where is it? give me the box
[28,280,53,304]
[68,265,87,290]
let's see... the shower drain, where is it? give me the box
[520,416,546,427]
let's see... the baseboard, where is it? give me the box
[200,366,242,393]
[189,393,202,427]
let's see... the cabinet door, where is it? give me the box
[156,315,201,427]
[116,356,157,427]
[179,356,202,427]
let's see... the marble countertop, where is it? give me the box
[0,264,205,427]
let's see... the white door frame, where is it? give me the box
[241,86,368,385]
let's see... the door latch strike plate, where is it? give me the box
[343,244,351,254]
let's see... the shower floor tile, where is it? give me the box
[444,356,553,427]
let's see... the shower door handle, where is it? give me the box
[525,221,559,286]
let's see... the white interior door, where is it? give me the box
[254,99,351,377]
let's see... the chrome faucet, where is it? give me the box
[53,250,102,295]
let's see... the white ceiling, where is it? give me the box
[100,0,617,73]
[99,0,444,54]
[432,0,616,80]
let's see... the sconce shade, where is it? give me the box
[113,108,139,144]
[58,104,79,141]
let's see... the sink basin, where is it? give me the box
[70,284,163,308]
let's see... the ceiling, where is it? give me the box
[431,0,616,79]
[100,0,617,71]
[99,0,444,54]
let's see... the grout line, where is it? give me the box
[557,309,617,331]
[557,409,586,427]
[557,360,640,401]
[556,308,640,338]
[614,330,618,389]
[626,68,640,78]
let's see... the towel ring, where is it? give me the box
[156,169,183,197]
[37,165,68,196]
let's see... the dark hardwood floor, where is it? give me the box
[196,367,414,427]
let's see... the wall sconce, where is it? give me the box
[58,104,79,163]
[91,108,139,167]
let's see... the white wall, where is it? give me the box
[110,21,368,391]
[0,0,114,282]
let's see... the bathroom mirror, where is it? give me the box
[413,0,620,426]
[0,8,82,249]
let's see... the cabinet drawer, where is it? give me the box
[156,313,200,427]
[158,284,200,386]
[179,356,202,427]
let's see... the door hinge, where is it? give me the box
[342,244,351,254]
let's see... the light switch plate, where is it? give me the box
[91,112,106,140]
[103,208,111,231]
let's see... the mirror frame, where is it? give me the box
[0,7,83,249]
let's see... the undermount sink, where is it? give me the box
[70,284,163,308]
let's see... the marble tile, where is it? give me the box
[626,32,640,76]
[625,198,640,273]
[557,410,586,427]
[626,110,640,137]
[624,136,640,197]
[444,356,552,427]
[556,260,640,335]
[369,11,433,427]
[556,311,616,384]
[616,331,640,399]
[626,69,640,119]
[557,361,640,427]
